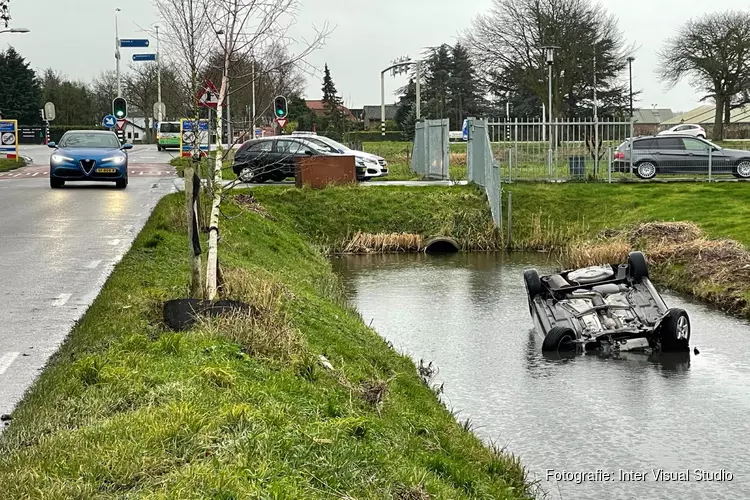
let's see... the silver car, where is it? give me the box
[612,134,750,179]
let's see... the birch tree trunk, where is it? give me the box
[205,71,229,300]
[184,166,204,297]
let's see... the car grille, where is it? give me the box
[79,159,96,176]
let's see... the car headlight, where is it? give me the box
[51,154,74,163]
[103,156,126,165]
[356,158,365,167]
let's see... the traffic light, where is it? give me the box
[273,95,287,118]
[112,97,128,119]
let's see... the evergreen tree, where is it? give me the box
[321,63,344,138]
[448,43,484,128]
[423,44,453,123]
[0,47,42,124]
[395,78,417,140]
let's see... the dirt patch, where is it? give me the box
[234,193,277,220]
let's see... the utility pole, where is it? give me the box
[627,56,635,118]
[115,8,122,97]
[156,24,162,122]
[251,58,256,138]
[415,61,421,121]
[542,46,558,173]
[380,70,386,137]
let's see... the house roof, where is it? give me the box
[633,108,674,124]
[305,100,356,120]
[661,104,750,125]
[363,105,398,121]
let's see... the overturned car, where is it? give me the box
[524,252,691,354]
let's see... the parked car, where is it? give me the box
[48,130,132,189]
[524,252,691,354]
[612,134,750,179]
[231,137,366,183]
[658,123,706,138]
[290,133,389,179]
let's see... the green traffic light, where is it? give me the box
[276,109,283,116]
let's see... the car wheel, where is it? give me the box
[542,327,577,353]
[634,161,657,180]
[157,145,163,151]
[238,167,256,183]
[627,251,649,280]
[523,269,543,315]
[733,160,750,179]
[659,308,691,352]
[115,178,128,189]
[50,177,64,189]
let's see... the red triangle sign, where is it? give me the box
[275,117,287,129]
[116,119,127,131]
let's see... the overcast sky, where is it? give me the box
[2,0,742,113]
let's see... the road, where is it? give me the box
[0,144,178,424]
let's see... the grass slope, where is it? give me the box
[503,182,750,249]
[0,187,529,499]
[254,185,500,252]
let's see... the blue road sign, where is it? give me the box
[119,39,150,48]
[102,115,117,128]
[461,118,469,141]
[132,53,157,61]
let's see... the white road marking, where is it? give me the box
[85,260,102,269]
[109,239,121,246]
[0,352,20,375]
[52,293,72,307]
[31,172,39,176]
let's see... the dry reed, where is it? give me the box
[343,231,424,254]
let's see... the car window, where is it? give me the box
[59,132,121,148]
[656,137,685,150]
[275,140,304,154]
[305,138,338,153]
[248,141,273,152]
[159,122,180,133]
[683,138,708,151]
[633,138,656,150]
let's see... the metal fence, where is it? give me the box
[410,118,450,180]
[467,118,502,228]
[486,119,634,181]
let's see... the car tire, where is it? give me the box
[659,308,691,352]
[115,178,128,189]
[157,145,163,151]
[542,326,577,352]
[634,161,657,180]
[523,269,543,315]
[50,177,64,189]
[627,251,649,280]
[733,160,750,179]
[238,167,256,183]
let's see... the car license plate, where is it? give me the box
[97,168,117,173]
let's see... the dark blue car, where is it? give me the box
[48,130,132,189]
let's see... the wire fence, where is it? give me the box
[410,119,450,180]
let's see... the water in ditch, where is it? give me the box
[332,252,749,500]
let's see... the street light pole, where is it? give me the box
[115,8,121,98]
[251,58,256,138]
[627,56,635,118]
[0,28,30,34]
[542,46,558,174]
[381,69,386,137]
[415,61,421,121]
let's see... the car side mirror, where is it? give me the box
[121,143,133,150]
[47,142,56,148]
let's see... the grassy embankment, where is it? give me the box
[170,152,236,180]
[502,182,750,317]
[0,185,529,499]
[0,157,26,172]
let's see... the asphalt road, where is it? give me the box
[0,146,178,425]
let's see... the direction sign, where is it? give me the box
[102,114,117,128]
[116,119,127,131]
[197,79,221,108]
[119,39,150,48]
[133,53,157,62]
[275,117,288,129]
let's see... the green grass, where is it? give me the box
[254,185,500,251]
[0,186,529,499]
[502,182,750,249]
[170,152,236,180]
[361,142,468,181]
[0,158,26,172]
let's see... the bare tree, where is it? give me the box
[658,11,750,140]
[464,0,633,118]
[202,0,328,300]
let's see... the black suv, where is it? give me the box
[613,134,750,179]
[231,137,366,183]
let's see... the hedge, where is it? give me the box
[343,131,404,142]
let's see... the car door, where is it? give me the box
[274,139,306,176]
[681,137,711,174]
[654,137,687,173]
[240,140,273,173]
